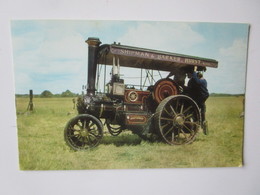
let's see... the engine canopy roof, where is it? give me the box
[97,43,218,72]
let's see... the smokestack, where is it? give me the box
[85,37,101,96]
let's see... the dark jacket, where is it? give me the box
[187,72,209,104]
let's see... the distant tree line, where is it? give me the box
[16,90,79,98]
[15,91,244,98]
[210,93,244,97]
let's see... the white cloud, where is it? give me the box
[219,38,248,63]
[12,25,90,94]
[208,38,249,94]
[39,30,87,60]
[13,29,88,73]
[117,22,205,52]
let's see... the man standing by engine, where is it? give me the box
[187,66,209,135]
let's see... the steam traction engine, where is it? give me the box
[64,37,218,150]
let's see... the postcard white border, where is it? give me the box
[1,0,260,194]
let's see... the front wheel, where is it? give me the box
[64,114,103,150]
[154,95,201,145]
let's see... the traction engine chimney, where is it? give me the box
[85,37,101,96]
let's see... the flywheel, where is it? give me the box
[153,78,179,104]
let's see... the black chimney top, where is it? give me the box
[85,37,101,96]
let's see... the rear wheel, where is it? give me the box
[64,114,103,150]
[154,95,201,145]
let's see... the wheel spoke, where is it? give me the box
[89,126,98,132]
[89,131,99,138]
[90,128,99,135]
[75,122,83,130]
[183,106,192,114]
[87,135,94,145]
[163,125,174,137]
[89,133,101,145]
[89,121,95,128]
[91,132,102,140]
[83,120,87,129]
[169,105,177,116]
[161,122,170,130]
[180,103,184,114]
[177,127,181,135]
[183,124,193,134]
[82,136,88,144]
[185,121,199,127]
[160,117,173,121]
[163,107,172,117]
[68,133,78,138]
[69,127,79,132]
[74,137,83,146]
[184,113,193,119]
[175,99,179,111]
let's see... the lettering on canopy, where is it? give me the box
[110,46,218,68]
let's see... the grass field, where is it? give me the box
[15,96,244,170]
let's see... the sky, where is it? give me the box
[11,20,249,94]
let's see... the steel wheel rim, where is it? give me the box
[157,95,200,145]
[65,114,103,150]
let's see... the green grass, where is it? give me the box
[15,96,244,170]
